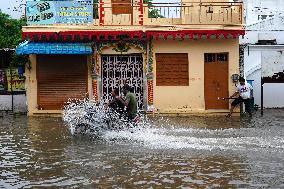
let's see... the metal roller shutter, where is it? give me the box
[37,55,88,110]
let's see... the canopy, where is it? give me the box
[16,41,93,55]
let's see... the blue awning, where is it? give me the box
[16,41,93,55]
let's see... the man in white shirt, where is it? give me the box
[227,77,253,117]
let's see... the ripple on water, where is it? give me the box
[0,106,283,188]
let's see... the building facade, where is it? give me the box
[241,0,284,108]
[17,0,244,116]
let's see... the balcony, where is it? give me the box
[23,1,244,41]
[26,1,243,26]
[100,2,243,27]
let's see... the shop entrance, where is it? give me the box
[101,54,144,109]
[37,55,88,110]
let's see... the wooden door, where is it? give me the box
[37,55,88,110]
[204,53,229,110]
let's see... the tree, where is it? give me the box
[0,11,26,49]
[144,0,164,18]
[0,11,27,67]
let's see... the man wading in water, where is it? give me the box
[116,84,138,122]
[108,88,125,117]
[227,77,253,117]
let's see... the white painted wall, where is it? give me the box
[0,94,27,113]
[243,0,284,25]
[244,46,284,108]
[241,30,284,44]
[242,0,284,108]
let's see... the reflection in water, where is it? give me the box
[0,109,284,188]
[85,153,249,188]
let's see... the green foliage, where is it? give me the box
[0,11,27,67]
[0,11,26,49]
[11,53,29,67]
[143,0,164,18]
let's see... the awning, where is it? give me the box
[16,41,93,55]
[22,30,245,42]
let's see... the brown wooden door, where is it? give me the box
[37,55,88,110]
[204,53,229,110]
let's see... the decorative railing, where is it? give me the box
[26,1,243,26]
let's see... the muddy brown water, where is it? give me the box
[0,110,284,188]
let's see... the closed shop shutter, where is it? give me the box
[156,53,189,86]
[37,55,88,110]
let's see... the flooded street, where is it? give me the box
[1,110,284,188]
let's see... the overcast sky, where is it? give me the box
[0,0,24,18]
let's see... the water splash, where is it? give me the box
[63,99,284,152]
[63,98,149,136]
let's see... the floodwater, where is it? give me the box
[0,110,284,188]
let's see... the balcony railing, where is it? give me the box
[26,1,243,26]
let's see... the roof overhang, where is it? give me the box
[22,30,245,41]
[16,41,93,55]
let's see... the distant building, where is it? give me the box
[241,0,284,108]
[17,0,244,116]
[243,0,284,25]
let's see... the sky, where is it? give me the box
[0,0,25,18]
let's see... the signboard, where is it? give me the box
[6,68,25,92]
[55,1,93,24]
[262,51,284,83]
[27,1,56,25]
[27,0,93,25]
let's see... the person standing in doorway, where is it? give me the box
[227,77,253,117]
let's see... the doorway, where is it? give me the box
[37,55,88,110]
[204,53,229,110]
[101,54,144,109]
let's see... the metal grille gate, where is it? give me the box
[101,54,144,109]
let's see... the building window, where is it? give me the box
[112,0,132,15]
[205,53,228,63]
[204,53,216,63]
[156,53,189,86]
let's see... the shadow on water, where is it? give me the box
[0,109,283,188]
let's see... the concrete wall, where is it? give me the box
[0,94,27,113]
[247,69,284,108]
[152,38,240,113]
[244,45,284,108]
[241,31,284,45]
